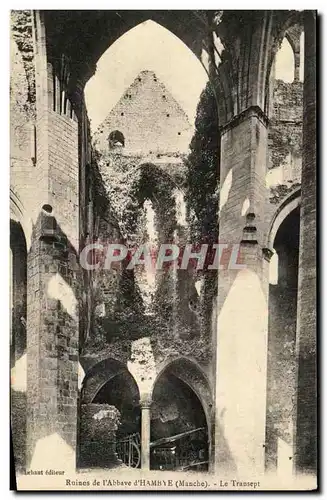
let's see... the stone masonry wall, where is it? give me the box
[11,11,35,110]
[27,216,79,460]
[295,12,317,473]
[266,80,303,216]
[80,78,218,404]
[81,152,212,370]
[10,11,35,472]
[48,110,79,247]
[10,11,37,243]
[11,392,27,472]
[94,70,193,155]
[79,404,121,468]
[265,63,303,471]
[26,68,80,466]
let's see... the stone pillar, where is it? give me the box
[26,12,79,471]
[214,106,270,476]
[140,399,151,470]
[294,51,301,82]
[294,11,317,475]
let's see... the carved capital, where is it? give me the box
[220,105,269,134]
[140,395,152,409]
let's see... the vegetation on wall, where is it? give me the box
[268,80,303,170]
[11,10,35,113]
[82,79,221,364]
[184,79,220,341]
[185,80,220,242]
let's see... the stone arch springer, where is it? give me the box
[80,357,141,405]
[267,188,301,249]
[10,188,32,251]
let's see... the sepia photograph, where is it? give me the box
[9,8,317,491]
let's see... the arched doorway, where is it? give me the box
[79,359,141,469]
[10,219,27,366]
[150,359,211,472]
[266,203,300,473]
[10,218,27,471]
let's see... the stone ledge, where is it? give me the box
[220,105,269,134]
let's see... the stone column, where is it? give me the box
[214,106,270,476]
[294,11,317,475]
[26,12,79,471]
[294,50,301,82]
[140,399,151,470]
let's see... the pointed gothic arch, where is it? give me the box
[266,196,301,472]
[84,19,209,131]
[149,357,212,471]
[274,37,295,83]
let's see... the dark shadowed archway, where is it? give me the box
[79,358,141,468]
[10,219,27,366]
[150,358,212,471]
[10,218,28,471]
[266,203,300,472]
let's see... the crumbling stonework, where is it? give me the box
[94,70,192,155]
[267,73,303,208]
[11,392,27,472]
[10,10,316,480]
[264,28,304,469]
[81,73,215,375]
[266,207,300,470]
[10,12,37,235]
[79,404,121,468]
[11,10,35,113]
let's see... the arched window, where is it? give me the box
[108,130,125,149]
[275,37,295,83]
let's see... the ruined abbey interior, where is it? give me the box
[10,10,316,480]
